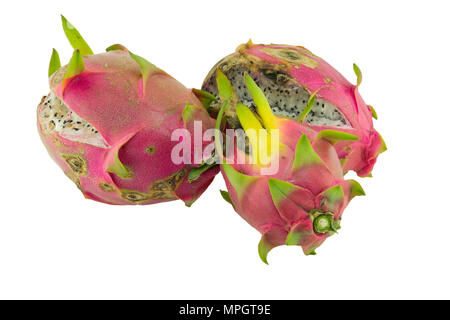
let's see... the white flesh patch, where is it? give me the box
[38,93,109,148]
[203,66,352,128]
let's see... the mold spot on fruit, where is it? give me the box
[259,68,291,86]
[150,191,177,200]
[172,169,186,185]
[261,47,318,68]
[64,170,82,190]
[152,169,186,191]
[120,189,151,203]
[99,182,115,192]
[145,146,156,154]
[149,169,186,199]
[62,153,87,175]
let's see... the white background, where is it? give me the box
[0,0,448,299]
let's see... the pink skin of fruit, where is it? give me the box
[215,74,365,263]
[38,49,218,205]
[202,42,386,177]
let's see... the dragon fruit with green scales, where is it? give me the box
[201,41,386,177]
[214,71,365,263]
[37,16,218,205]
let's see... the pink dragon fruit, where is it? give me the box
[202,41,386,177]
[37,16,218,205]
[214,71,365,263]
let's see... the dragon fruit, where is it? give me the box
[37,16,218,205]
[214,71,365,263]
[202,41,386,177]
